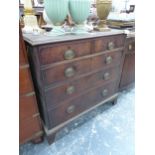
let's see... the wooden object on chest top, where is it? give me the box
[19,27,43,144]
[24,30,126,144]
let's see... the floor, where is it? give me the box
[20,88,135,155]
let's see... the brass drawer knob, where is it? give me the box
[64,49,75,60]
[105,56,112,64]
[128,44,132,51]
[66,105,75,114]
[108,42,115,50]
[66,86,75,95]
[101,89,108,97]
[65,67,76,78]
[103,72,110,80]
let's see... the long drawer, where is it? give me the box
[47,80,118,128]
[41,50,123,86]
[45,66,120,109]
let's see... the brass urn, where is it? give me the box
[96,0,112,31]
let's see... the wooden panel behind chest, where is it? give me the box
[19,93,39,120]
[19,27,42,144]
[19,116,42,143]
[19,67,34,94]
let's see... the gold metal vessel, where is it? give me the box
[96,0,112,31]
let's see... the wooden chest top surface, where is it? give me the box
[23,29,125,46]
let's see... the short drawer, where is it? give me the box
[19,93,39,120]
[19,116,42,144]
[38,40,92,65]
[125,37,135,53]
[94,34,125,53]
[42,50,122,85]
[92,50,122,70]
[45,66,120,109]
[19,68,34,94]
[47,81,118,128]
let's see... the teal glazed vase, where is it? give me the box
[44,0,69,36]
[69,0,91,34]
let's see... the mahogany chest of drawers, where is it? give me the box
[19,28,43,144]
[24,30,126,144]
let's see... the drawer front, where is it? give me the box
[42,50,122,85]
[125,37,135,53]
[19,93,39,120]
[91,50,122,70]
[19,116,42,144]
[45,66,120,109]
[19,68,34,94]
[94,34,125,53]
[48,81,118,128]
[38,40,92,65]
[42,58,91,85]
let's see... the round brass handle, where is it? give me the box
[65,67,76,78]
[105,56,112,64]
[64,49,75,60]
[101,89,108,97]
[103,72,110,80]
[128,44,132,51]
[66,86,75,95]
[66,105,75,114]
[108,42,115,50]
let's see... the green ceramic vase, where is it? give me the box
[69,0,91,34]
[44,0,69,36]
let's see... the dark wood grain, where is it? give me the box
[19,93,39,120]
[119,53,135,89]
[19,26,43,145]
[42,50,123,86]
[119,36,135,90]
[19,67,34,95]
[48,80,118,128]
[19,27,28,65]
[24,32,127,143]
[38,40,92,65]
[45,66,120,109]
[19,116,42,144]
[94,34,126,53]
[124,37,135,53]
